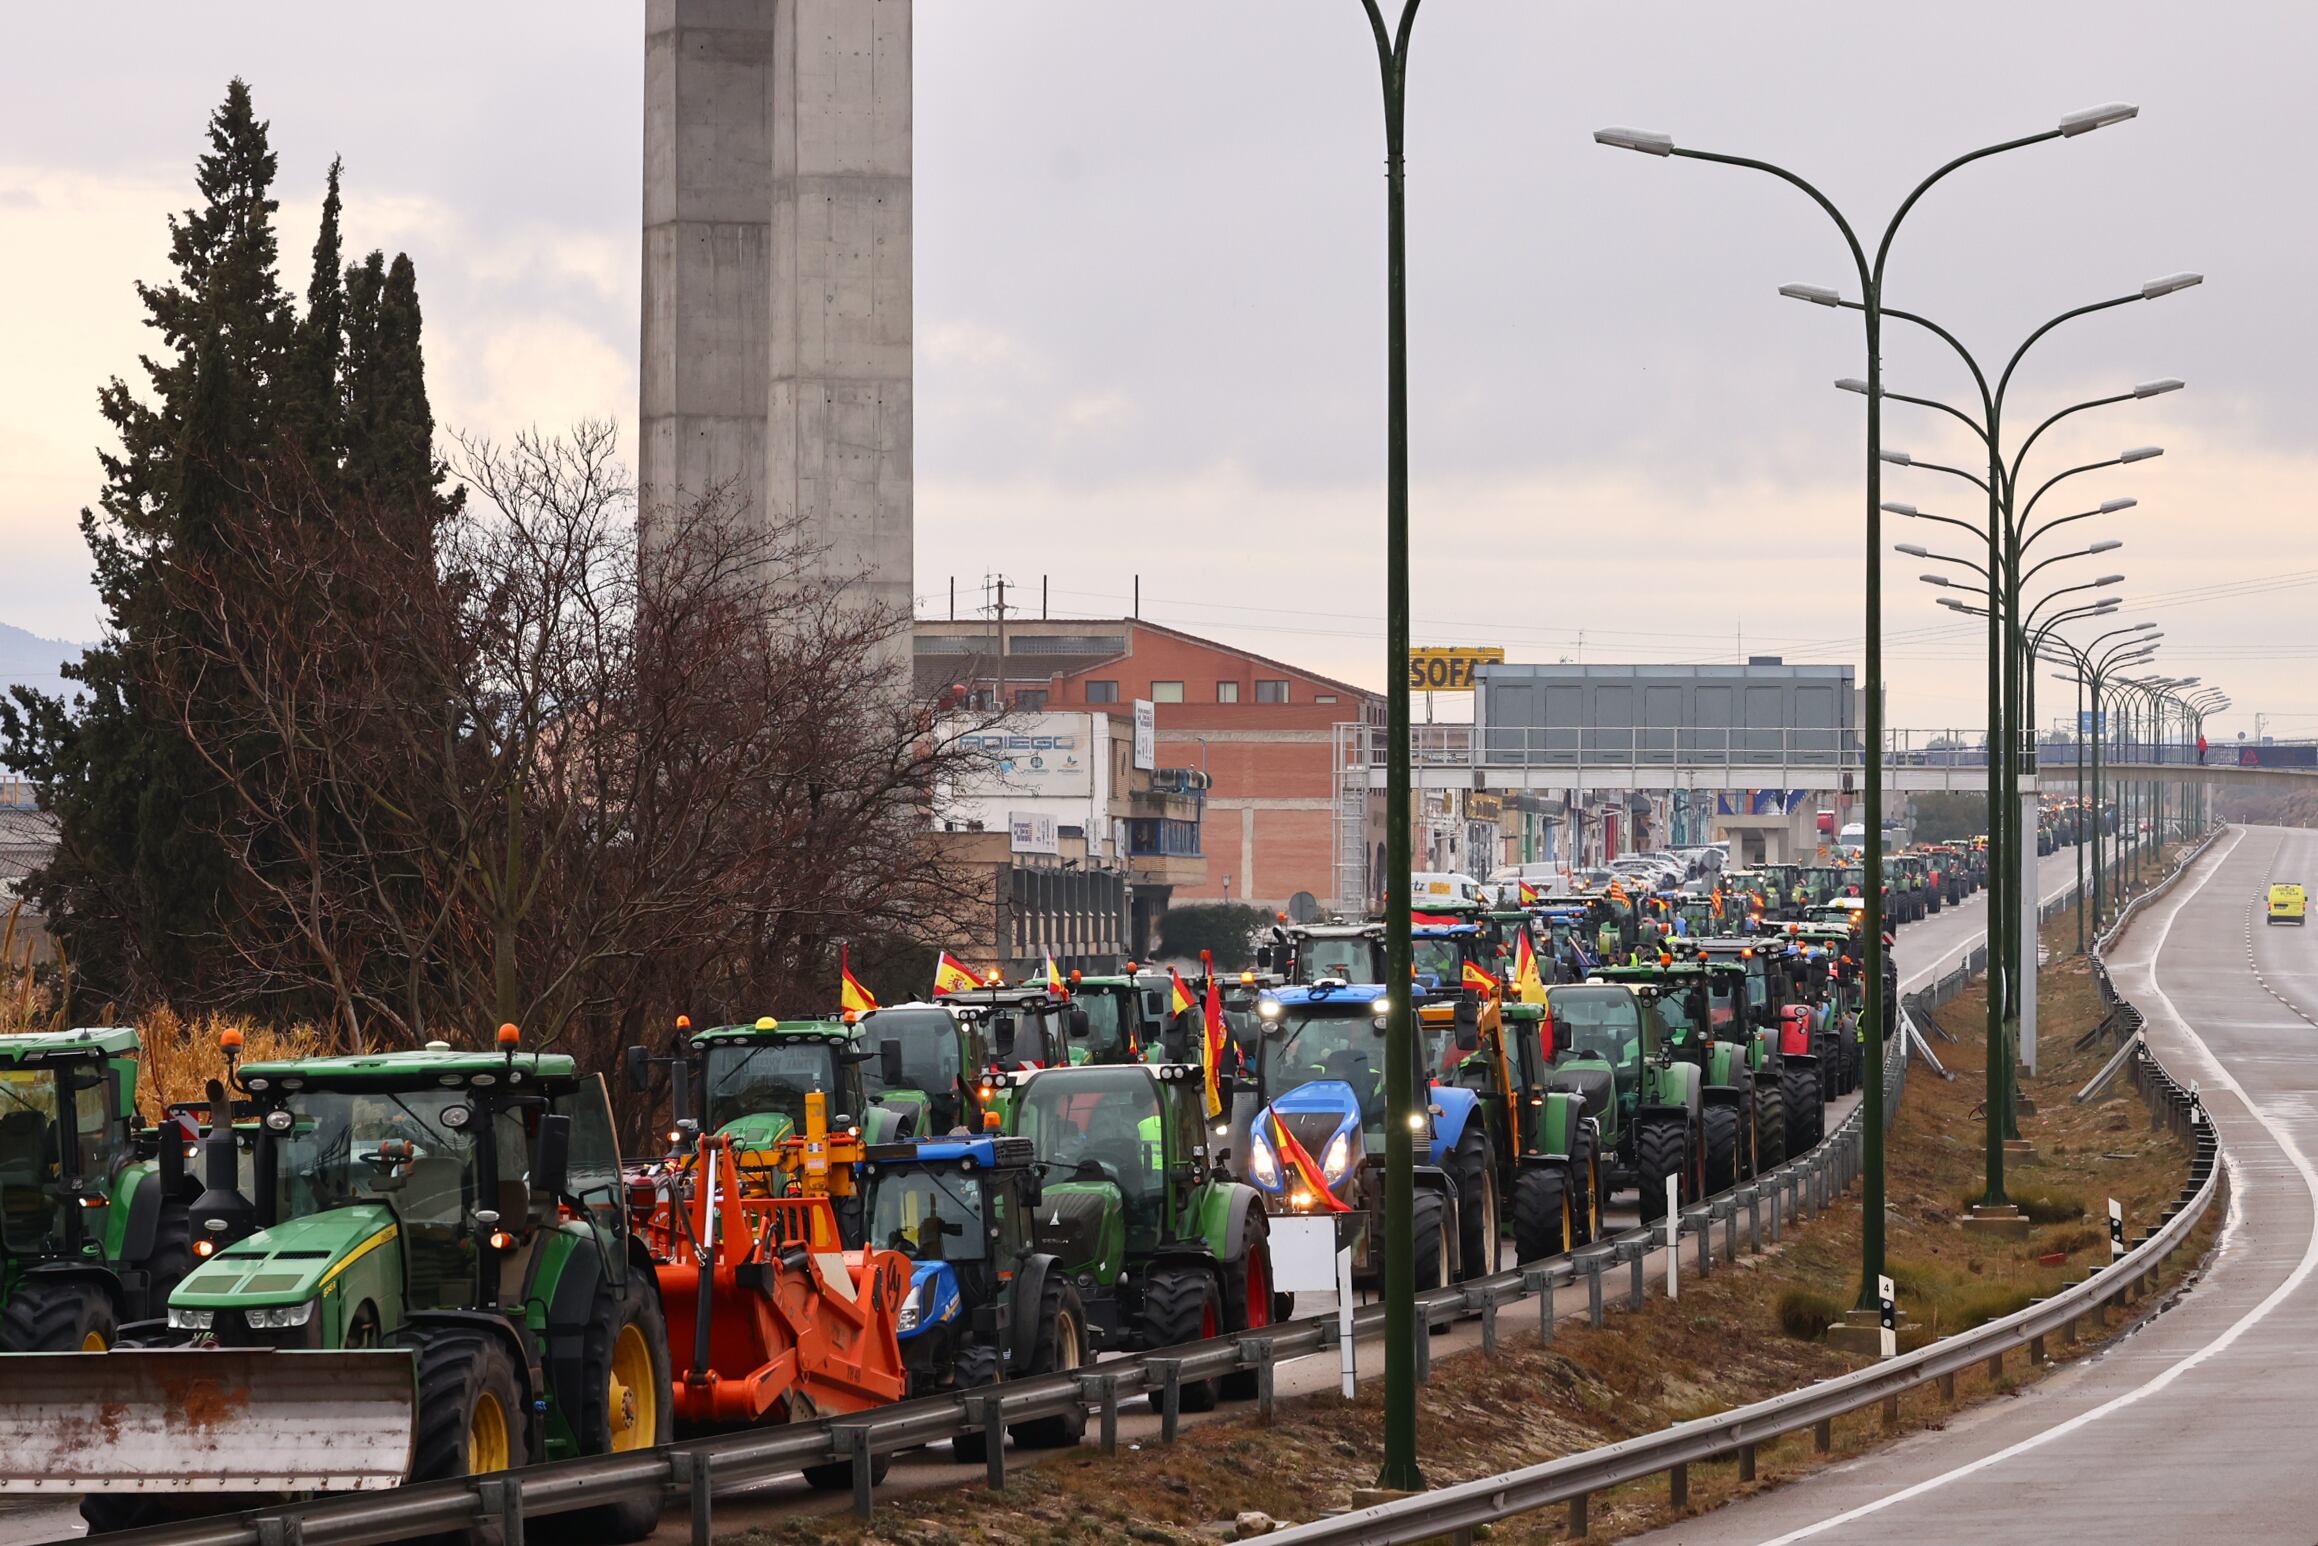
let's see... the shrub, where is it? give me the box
[1156,903,1270,971]
[1776,1287,1845,1341]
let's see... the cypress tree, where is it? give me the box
[288,157,347,477]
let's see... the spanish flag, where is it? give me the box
[1512,932,1546,1004]
[1461,959,1502,998]
[1045,955,1067,995]
[839,947,879,1015]
[1167,966,1196,1019]
[1517,879,1540,905]
[1198,950,1227,1119]
[932,951,980,996]
[1270,1111,1353,1212]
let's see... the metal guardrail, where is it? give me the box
[99,1056,1911,1545]
[1256,832,2226,1546]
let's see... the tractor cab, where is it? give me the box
[1261,921,1387,985]
[685,1017,902,1155]
[1057,973,1169,1064]
[855,1001,981,1135]
[860,1136,1040,1387]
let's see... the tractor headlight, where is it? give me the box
[167,1308,214,1330]
[244,1300,317,1330]
[1320,1131,1354,1183]
[896,1281,928,1334]
[1247,1132,1282,1190]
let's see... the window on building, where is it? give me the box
[1013,689,1048,711]
[1256,680,1290,704]
[1215,681,1241,704]
[1314,694,1338,704]
[1150,681,1184,703]
[1085,679,1119,703]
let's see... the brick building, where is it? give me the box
[915,619,1381,915]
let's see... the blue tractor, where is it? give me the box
[1240,982,1490,1291]
[857,1135,1084,1462]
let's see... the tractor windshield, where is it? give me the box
[1016,1067,1167,1251]
[1546,987,1647,1068]
[700,1041,842,1137]
[1298,935,1380,983]
[858,1007,965,1131]
[1646,986,1706,1050]
[265,1087,530,1311]
[865,1165,987,1262]
[1260,1003,1389,1125]
[1073,989,1140,1063]
[1409,936,1464,985]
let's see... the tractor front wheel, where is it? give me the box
[1702,1104,1741,1195]
[1755,1079,1788,1171]
[950,1343,1002,1465]
[1569,1127,1601,1248]
[0,1278,115,1353]
[408,1329,526,1546]
[1140,1268,1223,1413]
[1635,1120,1688,1224]
[1510,1166,1570,1263]
[1409,1190,1451,1292]
[1782,1063,1819,1155]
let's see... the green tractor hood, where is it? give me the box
[1030,1179,1126,1282]
[715,1111,797,1153]
[172,1203,398,1311]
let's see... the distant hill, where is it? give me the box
[0,621,86,706]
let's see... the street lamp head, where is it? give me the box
[2132,621,2159,631]
[1880,500,1920,517]
[1896,543,1930,558]
[2060,102,2140,137]
[2133,378,2185,398]
[1919,574,1952,588]
[2098,497,2139,513]
[1938,598,1971,612]
[2086,538,2124,554]
[2094,574,2126,586]
[1835,377,1871,396]
[1880,449,1913,466]
[1778,283,1844,307]
[2141,272,2203,299]
[1595,127,1675,156]
[2118,446,2163,464]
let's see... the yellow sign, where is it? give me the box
[1407,647,1505,692]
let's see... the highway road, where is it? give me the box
[1633,824,2316,1546]
[0,838,2124,1544]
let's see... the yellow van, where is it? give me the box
[2268,883,2305,926]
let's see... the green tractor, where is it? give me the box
[55,1040,672,1540]
[1004,1060,1276,1408]
[674,1016,916,1152]
[1429,994,1603,1264]
[851,984,1079,1137]
[1594,961,1761,1194]
[1537,981,1704,1224]
[0,1027,199,1353]
[1678,938,1821,1163]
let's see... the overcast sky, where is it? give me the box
[2,3,2306,739]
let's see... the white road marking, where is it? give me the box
[1757,827,2318,1546]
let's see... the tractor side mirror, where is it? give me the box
[1255,943,1276,971]
[1021,1170,1043,1210]
[622,1044,651,1093]
[992,1014,1018,1063]
[529,1112,573,1203]
[1161,1010,1193,1065]
[1453,999,1481,1053]
[879,1039,905,1085]
[156,1112,191,1198]
[1068,1006,1091,1039]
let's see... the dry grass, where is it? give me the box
[722,867,2216,1546]
[126,1008,333,1119]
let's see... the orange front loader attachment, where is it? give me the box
[639,1093,910,1429]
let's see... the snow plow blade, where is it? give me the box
[0,1350,416,1493]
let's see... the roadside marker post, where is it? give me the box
[2109,1198,2126,1263]
[1878,1273,1897,1359]
[1666,1176,1681,1301]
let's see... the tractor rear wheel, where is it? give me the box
[1569,1127,1601,1248]
[1012,1278,1090,1448]
[1140,1267,1223,1412]
[1220,1214,1274,1401]
[950,1343,1002,1465]
[1510,1167,1570,1263]
[1635,1120,1687,1224]
[1702,1104,1741,1194]
[0,1278,115,1352]
[565,1273,674,1538]
[1448,1128,1501,1281]
[1755,1079,1788,1171]
[1782,1064,1818,1155]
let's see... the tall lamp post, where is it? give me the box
[1357,0,1426,1492]
[2033,618,2155,949]
[1595,98,2139,1314]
